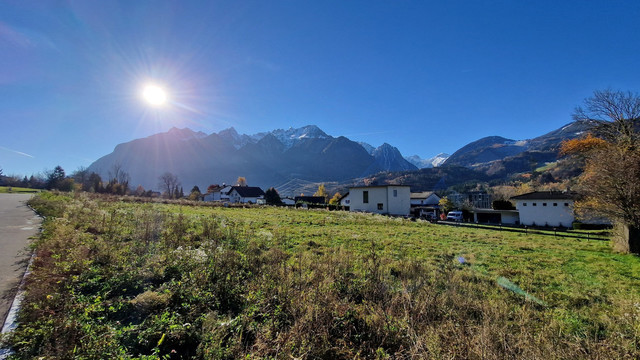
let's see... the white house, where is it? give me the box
[510,191,576,227]
[410,191,440,207]
[348,185,411,216]
[203,185,233,202]
[339,192,350,207]
[228,186,265,204]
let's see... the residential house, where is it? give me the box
[410,191,441,207]
[348,185,411,216]
[203,185,233,202]
[228,186,265,204]
[510,191,576,227]
[410,191,441,218]
[203,185,222,202]
[338,192,350,208]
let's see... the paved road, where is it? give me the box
[0,194,40,325]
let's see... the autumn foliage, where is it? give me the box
[559,133,608,156]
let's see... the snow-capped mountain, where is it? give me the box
[249,125,331,149]
[405,153,450,168]
[87,125,414,191]
[429,153,450,167]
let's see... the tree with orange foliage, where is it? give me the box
[568,90,640,253]
[559,133,608,156]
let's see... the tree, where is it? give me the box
[567,90,640,253]
[106,163,130,195]
[264,187,283,205]
[329,192,342,205]
[188,185,202,201]
[134,185,146,197]
[207,184,220,193]
[236,177,247,186]
[158,172,180,198]
[88,172,103,193]
[573,89,640,146]
[46,166,66,190]
[438,196,454,214]
[314,184,329,203]
[492,199,515,210]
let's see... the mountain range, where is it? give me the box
[441,120,594,176]
[87,125,417,192]
[87,121,595,195]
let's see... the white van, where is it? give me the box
[446,211,463,221]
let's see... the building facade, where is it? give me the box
[511,191,576,227]
[348,185,411,216]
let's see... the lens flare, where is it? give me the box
[142,84,168,106]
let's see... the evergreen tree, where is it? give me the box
[46,166,66,190]
[265,187,283,205]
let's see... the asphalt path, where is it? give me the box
[0,194,40,325]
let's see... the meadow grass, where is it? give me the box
[0,186,40,193]
[4,192,639,359]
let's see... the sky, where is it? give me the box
[1,0,640,177]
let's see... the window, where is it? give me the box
[377,203,383,210]
[523,202,527,206]
[543,203,547,206]
[533,203,537,206]
[393,189,397,197]
[553,203,558,206]
[363,191,369,203]
[564,203,569,207]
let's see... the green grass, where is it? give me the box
[534,161,559,172]
[5,192,640,359]
[0,186,40,193]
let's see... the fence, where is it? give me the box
[435,220,610,241]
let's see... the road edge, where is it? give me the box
[0,201,41,359]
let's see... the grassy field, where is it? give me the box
[4,192,639,359]
[0,186,40,193]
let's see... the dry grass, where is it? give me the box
[3,192,639,359]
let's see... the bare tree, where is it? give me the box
[573,89,640,145]
[108,163,130,185]
[158,172,180,198]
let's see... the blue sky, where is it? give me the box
[1,1,640,177]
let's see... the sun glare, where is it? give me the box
[142,84,168,106]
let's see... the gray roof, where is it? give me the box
[231,186,265,197]
[510,191,576,201]
[349,185,410,189]
[410,191,436,199]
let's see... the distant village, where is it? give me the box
[201,182,602,230]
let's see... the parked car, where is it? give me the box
[418,209,436,221]
[446,211,463,221]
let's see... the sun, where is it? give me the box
[142,84,168,106]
